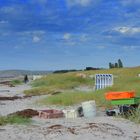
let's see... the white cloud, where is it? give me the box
[121,0,140,6]
[0,5,24,15]
[63,33,71,40]
[33,36,41,43]
[67,0,92,7]
[19,30,45,36]
[30,0,47,5]
[14,45,24,49]
[97,46,106,49]
[80,34,89,41]
[114,27,140,35]
[0,20,8,24]
[38,0,47,3]
[123,46,140,51]
[0,6,15,13]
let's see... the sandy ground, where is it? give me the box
[0,84,48,116]
[0,84,140,140]
[0,84,31,97]
[0,117,140,140]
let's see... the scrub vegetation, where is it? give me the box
[25,66,140,107]
[122,108,140,124]
[24,73,93,95]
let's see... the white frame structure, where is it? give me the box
[95,74,113,90]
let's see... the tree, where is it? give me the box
[109,62,112,69]
[112,63,115,68]
[115,63,118,68]
[118,59,123,68]
[109,63,115,69]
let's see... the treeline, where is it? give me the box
[53,67,103,74]
[53,60,123,74]
[85,67,101,71]
[109,59,123,69]
[53,69,82,73]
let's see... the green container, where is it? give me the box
[111,97,140,105]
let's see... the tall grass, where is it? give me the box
[0,115,31,126]
[24,73,93,95]
[122,108,140,124]
[39,91,111,107]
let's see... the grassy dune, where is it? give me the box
[25,67,140,107]
[24,73,93,95]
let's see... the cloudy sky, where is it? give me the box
[0,0,140,70]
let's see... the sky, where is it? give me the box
[0,0,140,70]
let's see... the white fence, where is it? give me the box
[95,74,113,90]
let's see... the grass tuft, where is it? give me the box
[10,80,23,86]
[0,115,31,126]
[122,108,140,124]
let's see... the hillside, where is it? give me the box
[24,67,140,107]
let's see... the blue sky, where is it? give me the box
[0,0,140,70]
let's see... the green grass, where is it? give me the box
[24,72,93,95]
[0,115,31,126]
[10,80,23,86]
[26,66,140,107]
[39,91,111,107]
